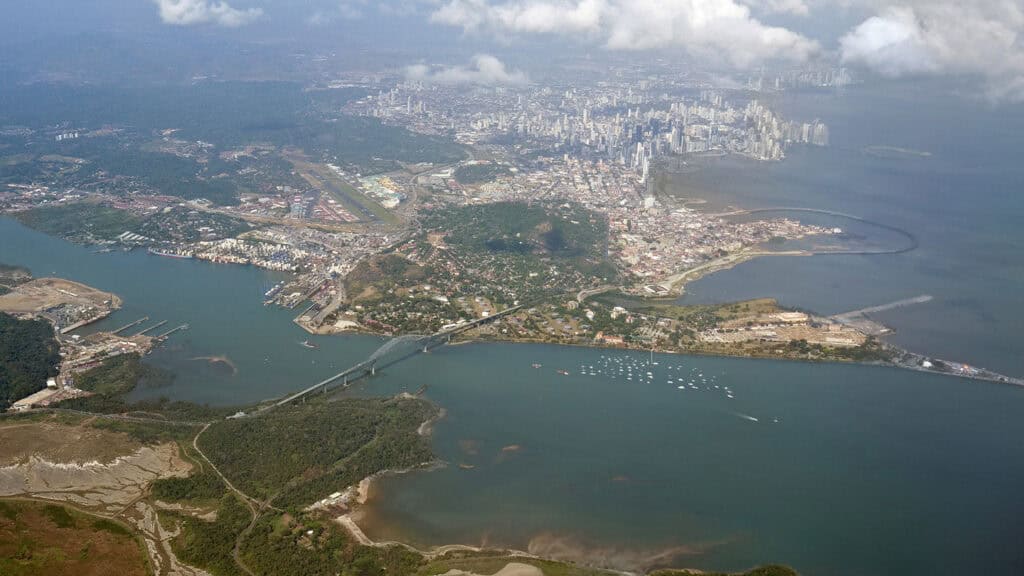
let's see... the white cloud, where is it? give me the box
[841,1,1024,101]
[429,0,819,68]
[308,1,424,25]
[840,7,935,76]
[405,54,529,85]
[154,0,262,27]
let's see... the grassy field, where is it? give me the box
[0,499,149,576]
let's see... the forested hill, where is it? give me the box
[0,312,60,410]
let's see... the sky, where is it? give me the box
[4,1,1023,102]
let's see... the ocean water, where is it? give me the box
[666,81,1024,377]
[357,343,1024,575]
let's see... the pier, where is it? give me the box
[136,320,168,336]
[156,324,189,339]
[112,316,149,335]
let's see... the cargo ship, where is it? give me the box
[264,281,285,300]
[148,247,194,259]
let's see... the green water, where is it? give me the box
[3,216,1022,574]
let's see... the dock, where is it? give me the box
[135,320,168,336]
[156,324,189,339]
[58,311,113,334]
[112,316,149,335]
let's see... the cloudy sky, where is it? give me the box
[5,1,1023,101]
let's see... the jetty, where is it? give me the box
[112,316,149,335]
[136,320,168,336]
[831,295,933,335]
[156,324,189,339]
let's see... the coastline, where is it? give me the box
[329,406,555,567]
[656,249,807,296]
[452,334,1024,388]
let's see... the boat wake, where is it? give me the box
[730,411,759,423]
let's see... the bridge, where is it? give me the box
[265,305,524,411]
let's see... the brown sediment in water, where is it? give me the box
[191,354,238,375]
[332,409,725,574]
[526,532,731,573]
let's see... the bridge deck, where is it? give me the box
[269,304,525,410]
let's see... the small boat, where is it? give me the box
[557,369,570,376]
[532,363,542,369]
[300,340,319,349]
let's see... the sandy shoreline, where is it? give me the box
[330,407,550,564]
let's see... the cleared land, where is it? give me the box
[0,278,121,315]
[0,499,149,576]
[0,418,192,514]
